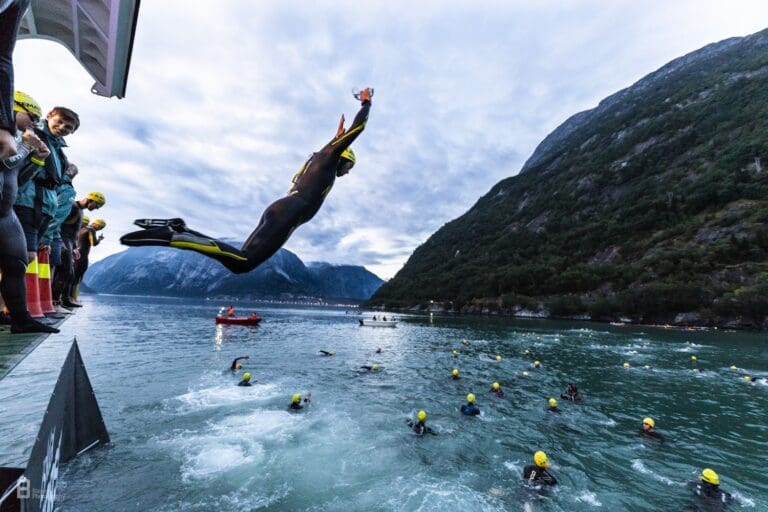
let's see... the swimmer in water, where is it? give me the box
[230,355,249,371]
[687,468,733,511]
[639,417,664,441]
[406,410,437,436]
[561,383,583,402]
[546,398,560,414]
[319,350,335,356]
[289,392,311,410]
[460,393,480,416]
[523,451,558,486]
[237,372,253,386]
[490,382,505,398]
[451,368,460,380]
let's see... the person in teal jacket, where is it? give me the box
[41,162,77,302]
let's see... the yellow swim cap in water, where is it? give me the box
[496,355,502,361]
[417,410,427,422]
[548,398,557,408]
[730,365,737,370]
[533,360,541,367]
[623,362,630,368]
[743,376,752,381]
[452,350,458,357]
[452,368,459,376]
[701,468,719,486]
[462,339,469,345]
[524,349,530,355]
[644,365,651,369]
[691,355,697,361]
[643,417,655,428]
[534,451,548,468]
[292,393,301,403]
[242,372,251,381]
[522,371,529,377]
[466,393,475,403]
[492,382,500,391]
[372,364,379,371]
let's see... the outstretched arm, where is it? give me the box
[325,88,372,156]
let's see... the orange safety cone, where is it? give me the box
[37,250,56,314]
[25,257,45,318]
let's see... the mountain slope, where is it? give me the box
[85,247,383,301]
[369,28,768,329]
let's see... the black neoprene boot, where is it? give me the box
[10,313,60,334]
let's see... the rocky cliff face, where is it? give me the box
[369,28,768,330]
[85,246,384,301]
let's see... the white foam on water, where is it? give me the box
[170,382,278,411]
[597,418,617,427]
[182,443,264,480]
[574,490,602,507]
[630,459,674,485]
[504,460,522,473]
[732,491,755,507]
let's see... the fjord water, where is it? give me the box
[1,295,766,511]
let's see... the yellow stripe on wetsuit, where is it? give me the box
[170,241,249,261]
[331,122,366,147]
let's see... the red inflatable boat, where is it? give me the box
[215,314,262,325]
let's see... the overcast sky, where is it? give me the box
[12,1,768,278]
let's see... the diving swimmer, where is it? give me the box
[406,410,437,436]
[460,393,480,416]
[523,451,558,486]
[319,350,335,356]
[121,88,374,274]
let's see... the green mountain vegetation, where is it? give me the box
[369,28,768,329]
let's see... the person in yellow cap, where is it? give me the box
[289,392,311,410]
[546,397,560,414]
[70,217,106,299]
[360,363,381,372]
[122,88,374,275]
[523,451,558,486]
[688,468,732,509]
[490,382,504,398]
[532,360,541,369]
[51,191,106,308]
[451,368,460,380]
[237,372,253,387]
[639,417,664,441]
[0,90,59,333]
[460,393,480,416]
[406,410,437,436]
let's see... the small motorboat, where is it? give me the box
[216,314,261,325]
[359,318,397,327]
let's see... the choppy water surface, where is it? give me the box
[1,295,766,511]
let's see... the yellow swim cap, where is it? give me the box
[534,451,548,468]
[533,360,540,367]
[701,468,719,486]
[452,368,459,376]
[91,219,106,229]
[242,372,251,381]
[13,90,42,118]
[292,393,301,403]
[496,355,502,361]
[462,339,469,344]
[492,382,500,391]
[524,349,530,354]
[644,365,651,369]
[417,410,426,422]
[522,371,529,377]
[691,355,697,361]
[643,417,655,428]
[86,191,106,207]
[466,393,475,403]
[743,376,752,381]
[372,364,379,371]
[548,398,557,408]
[623,362,630,368]
[730,365,737,370]
[452,350,458,357]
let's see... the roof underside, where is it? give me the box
[17,0,141,98]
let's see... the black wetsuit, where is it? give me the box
[230,356,249,370]
[121,97,372,274]
[461,403,480,416]
[687,481,733,511]
[0,1,29,137]
[71,225,100,296]
[319,350,335,356]
[407,420,436,436]
[289,402,304,410]
[523,466,557,486]
[237,380,252,387]
[639,429,664,442]
[53,201,84,303]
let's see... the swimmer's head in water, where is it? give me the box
[534,451,548,468]
[452,368,459,377]
[548,398,557,408]
[623,362,630,368]
[496,355,502,361]
[533,360,541,368]
[701,468,719,486]
[643,417,655,429]
[235,364,242,370]
[417,410,426,422]
[492,382,500,391]
[242,372,251,382]
[466,393,475,404]
[292,393,301,404]
[372,364,379,371]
